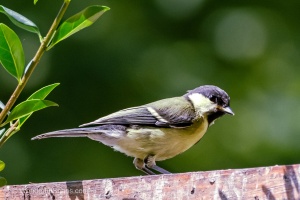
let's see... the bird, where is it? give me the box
[32,85,234,175]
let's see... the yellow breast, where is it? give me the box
[115,118,209,161]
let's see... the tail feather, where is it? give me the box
[31,127,100,140]
[32,125,127,142]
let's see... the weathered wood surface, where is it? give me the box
[0,164,299,199]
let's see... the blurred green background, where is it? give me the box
[1,0,300,185]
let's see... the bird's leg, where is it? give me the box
[144,155,172,174]
[151,165,172,174]
[133,158,155,175]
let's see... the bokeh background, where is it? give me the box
[1,0,300,184]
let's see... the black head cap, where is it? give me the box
[184,85,233,125]
[184,85,231,107]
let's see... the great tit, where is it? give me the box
[32,85,234,175]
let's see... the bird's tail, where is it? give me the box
[31,127,101,140]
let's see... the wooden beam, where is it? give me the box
[0,164,299,199]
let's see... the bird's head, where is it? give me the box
[184,85,234,125]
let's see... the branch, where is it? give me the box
[0,164,299,199]
[0,0,70,125]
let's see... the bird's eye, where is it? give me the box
[209,96,218,104]
[210,96,224,105]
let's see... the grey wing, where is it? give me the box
[80,106,157,127]
[81,106,156,126]
[80,97,195,128]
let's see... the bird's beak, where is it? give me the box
[219,106,234,115]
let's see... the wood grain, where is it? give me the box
[0,164,299,199]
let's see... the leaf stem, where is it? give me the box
[0,1,70,125]
[0,121,19,148]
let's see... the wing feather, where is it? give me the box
[80,97,195,128]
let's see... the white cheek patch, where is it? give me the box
[188,93,215,116]
[147,107,169,123]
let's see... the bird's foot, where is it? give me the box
[133,156,172,175]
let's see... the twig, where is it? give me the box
[0,0,71,125]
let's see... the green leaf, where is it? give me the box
[0,177,7,187]
[34,0,38,5]
[1,99,58,127]
[0,5,41,37]
[0,160,5,172]
[18,115,29,128]
[18,83,60,127]
[0,23,25,82]
[28,83,60,100]
[48,5,110,49]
